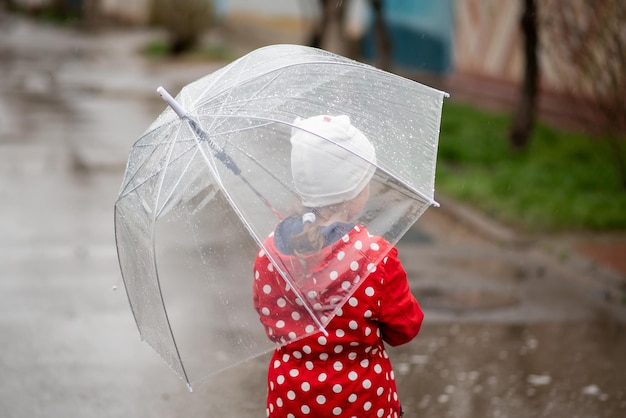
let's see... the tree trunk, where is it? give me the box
[321,0,348,56]
[308,0,329,48]
[308,0,351,57]
[509,0,539,149]
[371,0,392,71]
[82,0,101,29]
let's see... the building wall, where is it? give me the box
[216,0,564,89]
[454,0,524,81]
[453,0,562,90]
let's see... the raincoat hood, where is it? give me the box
[273,215,355,256]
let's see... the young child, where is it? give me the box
[253,115,423,418]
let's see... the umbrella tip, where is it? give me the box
[156,86,188,119]
[186,383,193,393]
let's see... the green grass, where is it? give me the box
[436,102,626,232]
[142,39,237,62]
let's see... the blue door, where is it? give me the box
[362,0,454,74]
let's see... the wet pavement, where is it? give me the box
[1,15,625,418]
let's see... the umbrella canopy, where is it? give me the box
[114,44,447,390]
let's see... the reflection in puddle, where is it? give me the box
[390,320,626,417]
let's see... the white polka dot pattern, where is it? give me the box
[253,224,423,417]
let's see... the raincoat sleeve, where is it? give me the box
[252,253,276,341]
[252,246,286,344]
[378,247,423,347]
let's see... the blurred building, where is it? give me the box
[215,0,565,91]
[7,0,571,95]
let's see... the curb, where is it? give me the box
[435,195,626,312]
[435,194,531,247]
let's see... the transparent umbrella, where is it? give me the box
[114,44,448,390]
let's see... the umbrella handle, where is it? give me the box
[156,86,284,220]
[156,86,242,175]
[157,86,187,118]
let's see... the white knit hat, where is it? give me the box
[290,115,377,208]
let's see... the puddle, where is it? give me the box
[390,320,626,418]
[416,286,519,311]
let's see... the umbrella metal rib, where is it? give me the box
[157,87,285,220]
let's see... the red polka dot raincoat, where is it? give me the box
[253,221,423,418]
